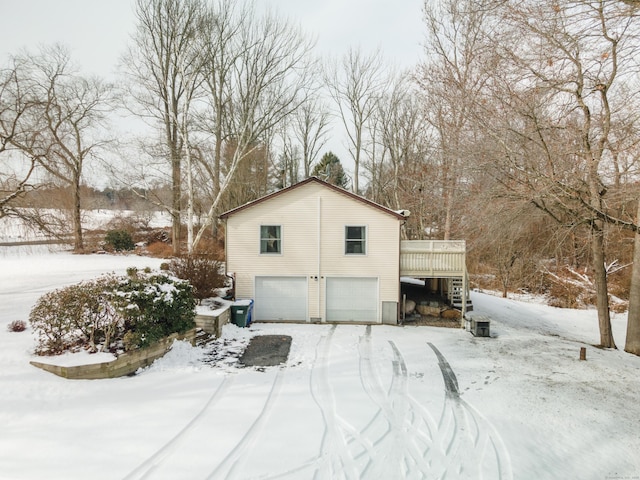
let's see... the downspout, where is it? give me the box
[223,218,235,300]
[398,219,403,325]
[222,217,227,277]
[318,196,322,322]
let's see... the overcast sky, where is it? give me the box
[1,0,425,76]
[0,0,426,183]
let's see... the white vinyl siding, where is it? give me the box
[326,277,378,322]
[254,276,307,321]
[225,180,401,323]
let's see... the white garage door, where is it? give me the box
[326,277,378,322]
[254,276,307,321]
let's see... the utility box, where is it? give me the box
[471,317,490,337]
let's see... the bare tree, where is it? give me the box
[478,0,640,348]
[273,93,328,189]
[123,0,206,254]
[192,6,315,250]
[6,46,111,251]
[376,74,431,213]
[276,126,301,188]
[292,96,330,179]
[626,198,640,355]
[0,56,39,218]
[199,0,245,213]
[418,0,490,240]
[362,106,388,204]
[326,48,387,195]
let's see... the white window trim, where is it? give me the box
[260,224,283,255]
[345,225,367,256]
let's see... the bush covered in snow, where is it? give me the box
[29,277,119,355]
[29,269,196,355]
[115,268,196,350]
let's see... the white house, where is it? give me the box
[220,177,407,324]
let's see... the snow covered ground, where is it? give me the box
[1,248,640,480]
[0,209,170,244]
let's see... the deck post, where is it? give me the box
[461,272,467,327]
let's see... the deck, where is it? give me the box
[400,240,466,277]
[400,240,470,318]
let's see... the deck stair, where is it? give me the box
[448,276,473,312]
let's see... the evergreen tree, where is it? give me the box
[312,152,349,189]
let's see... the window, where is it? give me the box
[260,225,281,254]
[345,226,366,255]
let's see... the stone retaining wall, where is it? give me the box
[30,328,197,380]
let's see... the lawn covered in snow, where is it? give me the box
[1,247,639,479]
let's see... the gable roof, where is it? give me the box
[219,176,406,220]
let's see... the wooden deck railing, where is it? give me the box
[400,240,466,277]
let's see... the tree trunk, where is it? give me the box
[625,197,640,355]
[353,136,360,195]
[72,175,83,252]
[591,222,616,348]
[171,151,181,255]
[184,137,194,255]
[443,194,453,241]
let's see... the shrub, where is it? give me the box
[71,275,123,352]
[7,320,27,332]
[147,241,173,258]
[142,228,170,245]
[609,267,631,302]
[29,276,123,355]
[169,254,226,301]
[30,287,82,355]
[547,279,583,309]
[113,271,196,350]
[29,270,196,355]
[105,229,135,252]
[192,237,225,259]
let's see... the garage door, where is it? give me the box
[326,277,378,322]
[254,276,307,321]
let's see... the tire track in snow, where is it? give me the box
[387,340,439,478]
[240,325,375,480]
[245,325,366,480]
[309,324,361,480]
[205,367,285,480]
[354,325,392,476]
[428,342,513,480]
[122,376,234,480]
[357,327,436,478]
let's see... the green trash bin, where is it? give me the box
[231,300,253,327]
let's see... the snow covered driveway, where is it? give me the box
[2,249,640,479]
[119,324,511,480]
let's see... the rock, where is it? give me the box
[416,302,441,317]
[404,299,416,315]
[441,309,461,320]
